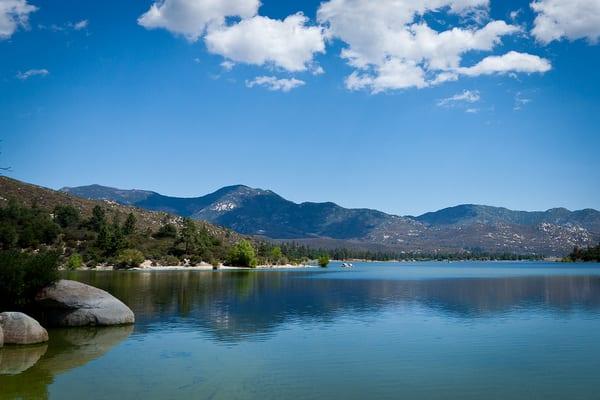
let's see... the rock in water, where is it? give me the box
[0,312,49,345]
[35,280,135,327]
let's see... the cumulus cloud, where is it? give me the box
[531,0,600,44]
[16,68,49,80]
[205,13,325,72]
[458,51,551,76]
[137,0,554,92]
[345,59,427,93]
[437,89,481,106]
[245,76,305,92]
[0,0,37,39]
[138,0,259,41]
[316,0,543,92]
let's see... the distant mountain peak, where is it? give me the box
[58,182,600,256]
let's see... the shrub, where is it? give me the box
[0,250,59,310]
[318,255,330,268]
[115,249,145,269]
[227,240,258,268]
[66,253,84,270]
[160,255,180,266]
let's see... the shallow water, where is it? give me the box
[2,261,600,399]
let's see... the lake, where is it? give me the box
[2,261,600,399]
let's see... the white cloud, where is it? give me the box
[458,51,551,76]
[531,0,600,44]
[220,60,235,71]
[136,0,554,92]
[16,68,49,80]
[316,0,539,92]
[205,14,325,72]
[245,76,305,92]
[0,0,37,39]
[73,19,88,31]
[437,89,481,106]
[345,59,427,93]
[138,0,259,41]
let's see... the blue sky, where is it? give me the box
[1,0,599,216]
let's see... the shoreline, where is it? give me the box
[79,263,318,272]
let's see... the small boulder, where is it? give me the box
[0,312,49,345]
[35,280,135,327]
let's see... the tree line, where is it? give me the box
[566,243,600,262]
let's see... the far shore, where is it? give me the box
[75,263,319,272]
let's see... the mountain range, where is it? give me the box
[60,184,600,256]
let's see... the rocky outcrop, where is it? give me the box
[0,312,49,345]
[35,280,135,327]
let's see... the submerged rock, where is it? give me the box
[0,312,49,345]
[35,280,135,327]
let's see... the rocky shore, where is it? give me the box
[0,280,134,352]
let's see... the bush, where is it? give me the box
[318,255,330,268]
[227,240,258,268]
[115,249,145,269]
[66,253,84,270]
[0,250,59,310]
[159,254,180,266]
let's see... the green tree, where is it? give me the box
[269,246,283,264]
[178,218,198,254]
[95,224,111,253]
[227,240,258,268]
[0,250,59,309]
[53,205,80,228]
[318,255,330,268]
[88,206,106,232]
[108,217,126,256]
[115,248,145,269]
[66,253,83,270]
[123,213,137,235]
[154,223,177,238]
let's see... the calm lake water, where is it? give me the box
[2,261,600,399]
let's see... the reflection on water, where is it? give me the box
[1,262,600,400]
[0,326,132,399]
[63,266,600,342]
[0,344,48,376]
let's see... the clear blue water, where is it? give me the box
[2,261,600,399]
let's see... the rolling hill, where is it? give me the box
[60,183,600,256]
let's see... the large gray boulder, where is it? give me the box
[0,312,49,345]
[35,280,135,327]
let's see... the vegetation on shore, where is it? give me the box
[318,255,330,267]
[0,199,321,269]
[565,243,600,262]
[0,250,59,309]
